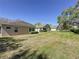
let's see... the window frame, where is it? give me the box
[6,27,11,29]
[14,27,18,32]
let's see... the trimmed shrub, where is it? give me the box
[40,30,47,32]
[70,28,79,34]
[31,31,39,34]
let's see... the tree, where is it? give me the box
[57,4,77,30]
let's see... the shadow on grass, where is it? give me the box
[37,53,47,59]
[0,37,21,53]
[10,49,48,59]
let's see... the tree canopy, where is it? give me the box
[57,1,79,30]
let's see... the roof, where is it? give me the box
[35,23,57,29]
[66,18,79,26]
[35,23,45,28]
[44,24,51,28]
[72,19,79,23]
[44,24,56,29]
[0,18,34,27]
[67,18,79,23]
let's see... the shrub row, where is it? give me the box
[70,28,79,34]
[31,31,39,34]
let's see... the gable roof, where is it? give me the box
[35,23,45,28]
[67,18,79,24]
[44,24,51,28]
[44,24,56,29]
[9,20,35,27]
[72,19,79,23]
[0,18,34,27]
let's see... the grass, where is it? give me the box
[36,32,79,59]
[1,31,79,59]
[0,37,21,53]
[38,41,79,59]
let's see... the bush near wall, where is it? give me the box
[70,26,79,34]
[31,31,39,34]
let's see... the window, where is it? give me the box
[6,27,11,29]
[14,27,18,32]
[29,28,35,32]
[14,30,18,32]
[29,28,31,32]
[73,22,77,25]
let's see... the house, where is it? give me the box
[50,25,57,31]
[43,24,56,32]
[66,18,79,28]
[35,23,56,32]
[69,19,79,29]
[0,18,35,37]
[43,24,51,32]
[35,23,44,32]
[71,19,79,26]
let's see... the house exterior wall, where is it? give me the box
[1,25,29,36]
[35,28,44,32]
[51,29,56,31]
[35,28,40,32]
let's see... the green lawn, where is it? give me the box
[1,31,79,59]
[34,32,79,59]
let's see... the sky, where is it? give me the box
[0,0,77,25]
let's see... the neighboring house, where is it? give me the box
[0,18,34,37]
[70,19,79,29]
[35,23,44,32]
[67,18,79,28]
[44,24,56,32]
[71,19,79,27]
[35,23,56,32]
[50,25,57,31]
[43,24,51,32]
